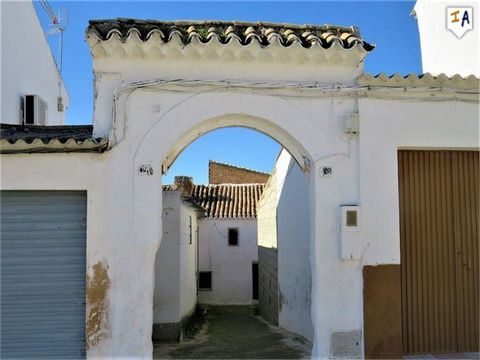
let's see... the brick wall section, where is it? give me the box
[209,161,269,184]
[258,246,279,324]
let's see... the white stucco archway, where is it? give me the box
[82,18,371,357]
[161,114,311,174]
[105,87,363,358]
[127,91,318,355]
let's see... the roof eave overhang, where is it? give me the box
[86,30,371,67]
[358,73,480,91]
[356,73,480,102]
[0,138,109,154]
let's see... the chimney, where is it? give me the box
[174,176,194,198]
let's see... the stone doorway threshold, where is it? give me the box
[153,306,312,359]
[404,352,479,359]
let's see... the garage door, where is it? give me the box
[1,191,87,358]
[399,150,479,355]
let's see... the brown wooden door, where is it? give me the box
[399,150,479,355]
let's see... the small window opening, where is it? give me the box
[198,271,212,290]
[228,228,239,246]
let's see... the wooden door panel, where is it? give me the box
[398,150,479,355]
[451,151,479,352]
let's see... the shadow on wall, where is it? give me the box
[276,154,313,341]
[258,245,279,325]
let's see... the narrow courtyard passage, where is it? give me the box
[153,306,312,359]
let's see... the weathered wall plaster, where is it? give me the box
[86,260,111,349]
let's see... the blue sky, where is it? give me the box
[36,1,421,184]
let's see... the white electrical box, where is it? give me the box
[344,112,359,134]
[340,205,361,260]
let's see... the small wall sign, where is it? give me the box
[138,165,154,176]
[320,166,333,178]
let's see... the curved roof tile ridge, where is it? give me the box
[0,124,108,154]
[86,18,375,52]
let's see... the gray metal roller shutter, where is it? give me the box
[1,191,87,359]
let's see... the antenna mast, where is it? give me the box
[38,0,67,112]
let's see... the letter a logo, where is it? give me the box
[447,7,473,38]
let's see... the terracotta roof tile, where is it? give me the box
[162,183,265,219]
[87,19,374,52]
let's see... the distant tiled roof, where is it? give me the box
[0,124,108,154]
[87,19,374,52]
[163,183,265,219]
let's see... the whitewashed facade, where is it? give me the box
[198,218,258,305]
[0,16,478,359]
[257,149,314,341]
[1,1,69,125]
[153,189,200,341]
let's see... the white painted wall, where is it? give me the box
[1,1,69,125]
[198,218,258,305]
[2,27,476,358]
[257,169,279,250]
[276,150,314,341]
[0,89,365,358]
[86,41,366,360]
[154,191,180,323]
[257,149,314,341]
[178,200,199,319]
[154,190,198,324]
[414,0,479,76]
[2,85,477,359]
[359,98,480,266]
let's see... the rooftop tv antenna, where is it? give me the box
[38,0,68,111]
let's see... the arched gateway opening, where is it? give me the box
[117,85,362,359]
[86,19,367,359]
[129,91,327,356]
[152,126,313,358]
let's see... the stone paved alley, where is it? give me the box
[153,306,312,359]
